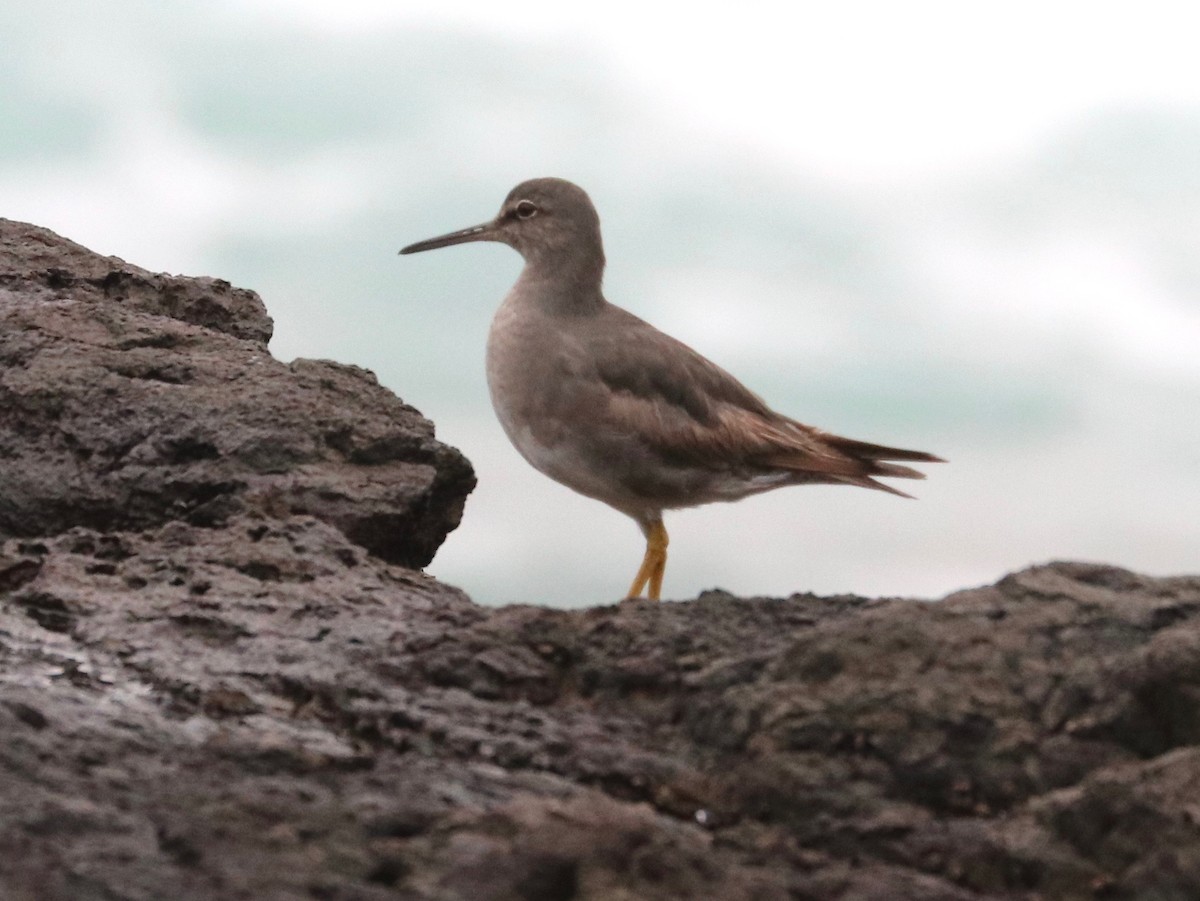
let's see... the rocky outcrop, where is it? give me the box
[2,221,1199,900]
[0,220,474,567]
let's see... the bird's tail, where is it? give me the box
[821,435,946,498]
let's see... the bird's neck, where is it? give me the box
[515,251,606,315]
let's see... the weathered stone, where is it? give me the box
[0,219,474,567]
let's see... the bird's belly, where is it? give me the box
[486,364,644,512]
[493,409,625,504]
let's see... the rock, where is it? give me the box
[4,521,1199,900]
[3,221,1199,900]
[0,219,474,567]
[0,220,272,344]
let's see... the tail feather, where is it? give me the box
[817,432,944,497]
[824,434,947,465]
[841,475,917,498]
[762,421,944,496]
[870,461,927,480]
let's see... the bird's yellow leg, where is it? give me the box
[627,552,653,600]
[646,520,668,600]
[626,520,669,601]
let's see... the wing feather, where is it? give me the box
[566,304,942,491]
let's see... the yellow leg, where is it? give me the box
[626,519,669,601]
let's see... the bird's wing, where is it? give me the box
[576,305,869,479]
[565,304,943,495]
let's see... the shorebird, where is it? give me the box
[400,178,943,601]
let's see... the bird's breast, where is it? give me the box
[485,299,621,503]
[487,299,561,451]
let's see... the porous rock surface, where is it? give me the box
[3,221,1199,900]
[0,219,474,568]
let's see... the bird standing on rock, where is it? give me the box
[400,178,943,601]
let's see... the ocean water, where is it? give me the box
[4,4,1197,605]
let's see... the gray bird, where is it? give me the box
[400,178,943,601]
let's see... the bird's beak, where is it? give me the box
[398,220,499,255]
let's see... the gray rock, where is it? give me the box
[4,520,1199,900]
[0,219,474,567]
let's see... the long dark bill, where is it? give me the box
[399,221,497,255]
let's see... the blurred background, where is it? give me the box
[3,1,1197,606]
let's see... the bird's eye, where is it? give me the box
[515,200,539,219]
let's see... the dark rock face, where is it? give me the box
[3,530,1199,901]
[3,221,1199,900]
[0,219,474,567]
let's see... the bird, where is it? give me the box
[399,178,943,601]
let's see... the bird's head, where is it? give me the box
[400,177,604,272]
